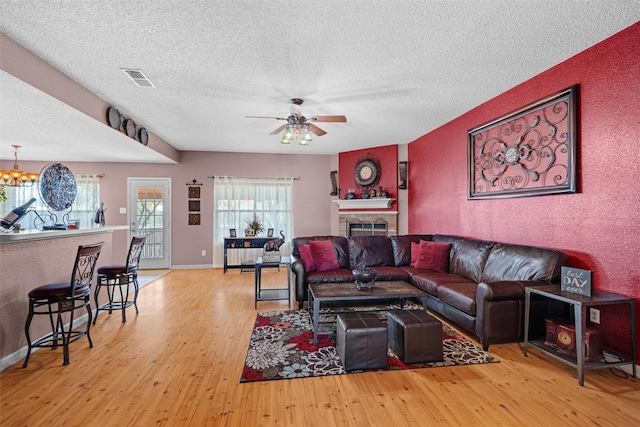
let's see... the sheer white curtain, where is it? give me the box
[0,174,101,230]
[213,176,294,267]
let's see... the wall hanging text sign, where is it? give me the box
[561,266,592,296]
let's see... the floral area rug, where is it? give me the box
[240,305,499,382]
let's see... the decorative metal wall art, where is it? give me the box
[468,85,578,199]
[398,161,407,190]
[187,179,202,225]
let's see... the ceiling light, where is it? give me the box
[0,145,39,187]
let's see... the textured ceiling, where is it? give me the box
[1,1,639,162]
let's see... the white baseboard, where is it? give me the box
[170,264,214,269]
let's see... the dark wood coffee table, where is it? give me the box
[308,280,427,345]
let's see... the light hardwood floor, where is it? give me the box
[1,268,638,426]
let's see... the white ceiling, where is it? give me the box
[1,1,639,163]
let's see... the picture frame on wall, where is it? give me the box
[468,85,578,199]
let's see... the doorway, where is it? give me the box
[128,178,171,269]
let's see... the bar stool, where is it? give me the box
[93,236,146,324]
[23,242,104,367]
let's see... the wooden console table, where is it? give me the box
[223,237,278,273]
[523,285,636,386]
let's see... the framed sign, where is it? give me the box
[561,266,592,296]
[468,85,578,199]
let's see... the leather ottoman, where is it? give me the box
[387,309,443,364]
[336,312,388,371]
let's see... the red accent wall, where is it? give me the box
[338,145,398,211]
[408,22,640,360]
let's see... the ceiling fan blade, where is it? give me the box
[308,123,327,136]
[308,115,347,123]
[245,116,288,120]
[269,124,286,135]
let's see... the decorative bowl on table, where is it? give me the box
[353,266,376,291]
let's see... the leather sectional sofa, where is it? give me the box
[290,234,568,350]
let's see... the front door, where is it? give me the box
[128,178,171,269]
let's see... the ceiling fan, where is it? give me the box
[246,98,347,145]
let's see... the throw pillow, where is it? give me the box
[410,241,420,267]
[415,241,452,273]
[309,240,340,271]
[298,244,316,272]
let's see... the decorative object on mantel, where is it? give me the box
[106,106,149,146]
[0,145,39,187]
[398,161,408,190]
[329,171,338,196]
[354,153,381,188]
[345,188,356,199]
[187,179,202,225]
[468,85,577,199]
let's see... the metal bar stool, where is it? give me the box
[93,236,146,324]
[23,242,104,367]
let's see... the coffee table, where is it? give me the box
[308,280,427,345]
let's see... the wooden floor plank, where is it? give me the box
[1,268,639,426]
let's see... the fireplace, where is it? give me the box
[339,212,398,237]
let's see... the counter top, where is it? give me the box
[0,225,128,244]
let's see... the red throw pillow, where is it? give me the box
[308,240,340,272]
[410,241,420,267]
[415,241,451,273]
[298,244,316,272]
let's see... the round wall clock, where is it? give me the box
[354,154,381,188]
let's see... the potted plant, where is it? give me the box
[245,213,264,236]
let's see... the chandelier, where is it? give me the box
[0,145,39,187]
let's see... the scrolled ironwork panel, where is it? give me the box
[468,85,578,199]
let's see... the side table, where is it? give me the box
[254,256,291,309]
[523,285,636,386]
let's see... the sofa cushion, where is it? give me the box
[409,269,473,295]
[390,235,433,267]
[309,240,340,271]
[449,239,494,282]
[370,266,411,282]
[481,243,566,282]
[298,244,316,272]
[349,236,395,268]
[415,241,451,273]
[436,282,479,316]
[306,268,355,283]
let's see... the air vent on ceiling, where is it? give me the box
[121,69,155,88]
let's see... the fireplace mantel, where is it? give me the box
[332,198,395,209]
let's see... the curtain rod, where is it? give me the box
[208,176,300,181]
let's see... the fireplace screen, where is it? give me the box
[347,220,388,237]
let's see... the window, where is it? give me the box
[0,175,101,230]
[213,177,294,261]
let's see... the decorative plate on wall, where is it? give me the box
[39,163,77,211]
[354,154,381,188]
[107,106,121,129]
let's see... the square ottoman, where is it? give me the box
[387,309,443,364]
[336,312,388,371]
